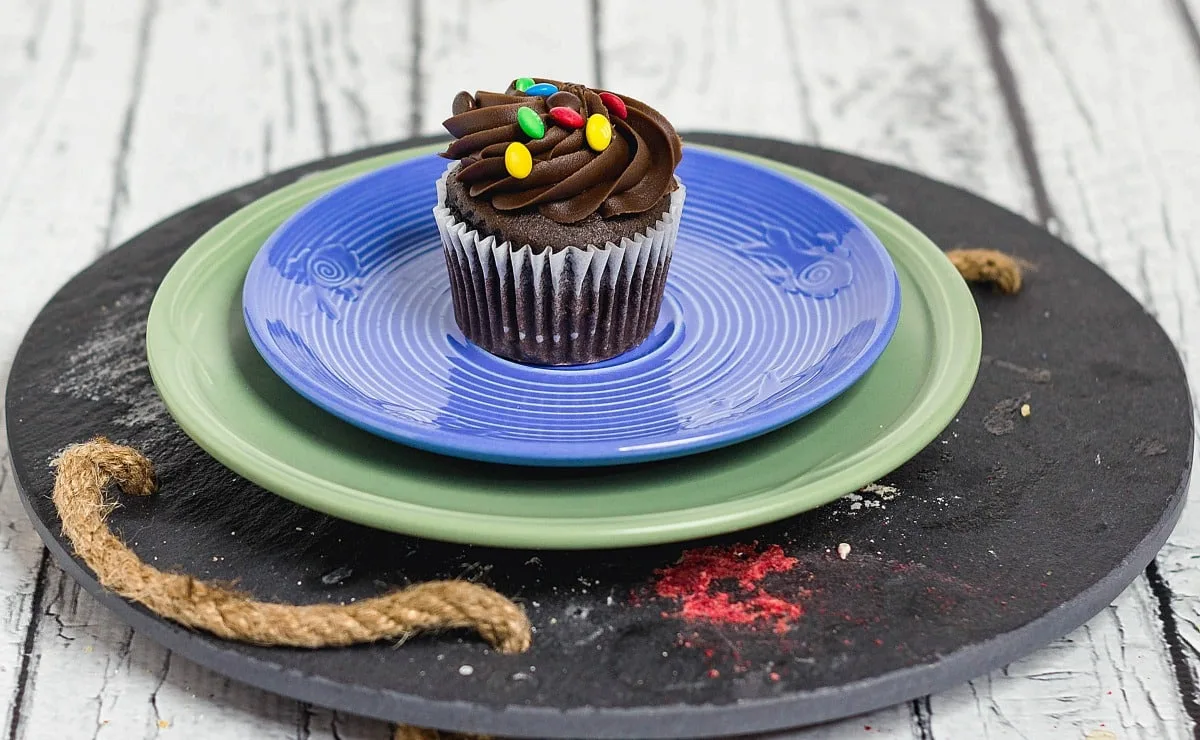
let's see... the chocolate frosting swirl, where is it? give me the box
[439,79,683,224]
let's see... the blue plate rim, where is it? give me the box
[242,145,902,466]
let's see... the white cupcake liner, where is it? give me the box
[432,164,686,365]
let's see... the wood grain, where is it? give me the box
[116,0,415,242]
[986,1,1200,736]
[1,2,153,736]
[932,1,1200,737]
[417,0,594,136]
[1,0,1198,738]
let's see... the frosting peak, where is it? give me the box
[439,78,682,225]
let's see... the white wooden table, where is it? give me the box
[2,1,1198,738]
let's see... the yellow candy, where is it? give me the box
[585,114,612,151]
[505,141,532,179]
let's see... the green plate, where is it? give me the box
[146,144,981,549]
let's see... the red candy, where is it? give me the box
[598,91,627,119]
[549,106,585,129]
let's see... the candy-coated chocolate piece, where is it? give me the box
[549,106,585,129]
[513,77,535,92]
[585,114,612,151]
[504,141,533,179]
[547,90,582,112]
[516,106,545,139]
[524,82,558,96]
[598,91,627,119]
[452,91,476,116]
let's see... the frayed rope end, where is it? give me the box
[946,248,1029,295]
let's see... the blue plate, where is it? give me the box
[242,146,901,466]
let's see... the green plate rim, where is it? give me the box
[146,143,981,549]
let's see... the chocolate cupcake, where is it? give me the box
[432,77,685,365]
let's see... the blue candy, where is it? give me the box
[523,82,558,97]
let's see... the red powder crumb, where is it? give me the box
[873,638,884,646]
[707,669,720,678]
[650,543,806,632]
[864,726,872,731]
[769,672,781,682]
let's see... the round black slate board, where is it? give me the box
[5,135,1192,739]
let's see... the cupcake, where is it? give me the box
[432,77,685,365]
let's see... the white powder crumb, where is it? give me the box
[837,543,851,560]
[850,502,863,511]
[458,665,474,676]
[859,483,900,500]
[50,289,170,432]
[1020,403,1031,418]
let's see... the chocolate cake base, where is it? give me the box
[436,172,683,366]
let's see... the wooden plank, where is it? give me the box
[599,0,1034,218]
[0,1,150,735]
[417,0,594,136]
[14,568,308,739]
[932,0,1200,736]
[116,0,415,242]
[6,2,413,738]
[934,579,1187,739]
[596,0,813,143]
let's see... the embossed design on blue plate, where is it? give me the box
[262,320,438,425]
[271,241,365,319]
[679,320,876,429]
[242,146,902,466]
[742,224,854,299]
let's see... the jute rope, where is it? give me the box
[946,248,1027,295]
[45,248,1022,740]
[50,438,531,654]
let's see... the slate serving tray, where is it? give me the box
[6,134,1191,739]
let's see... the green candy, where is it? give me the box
[516,106,545,139]
[514,77,535,92]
